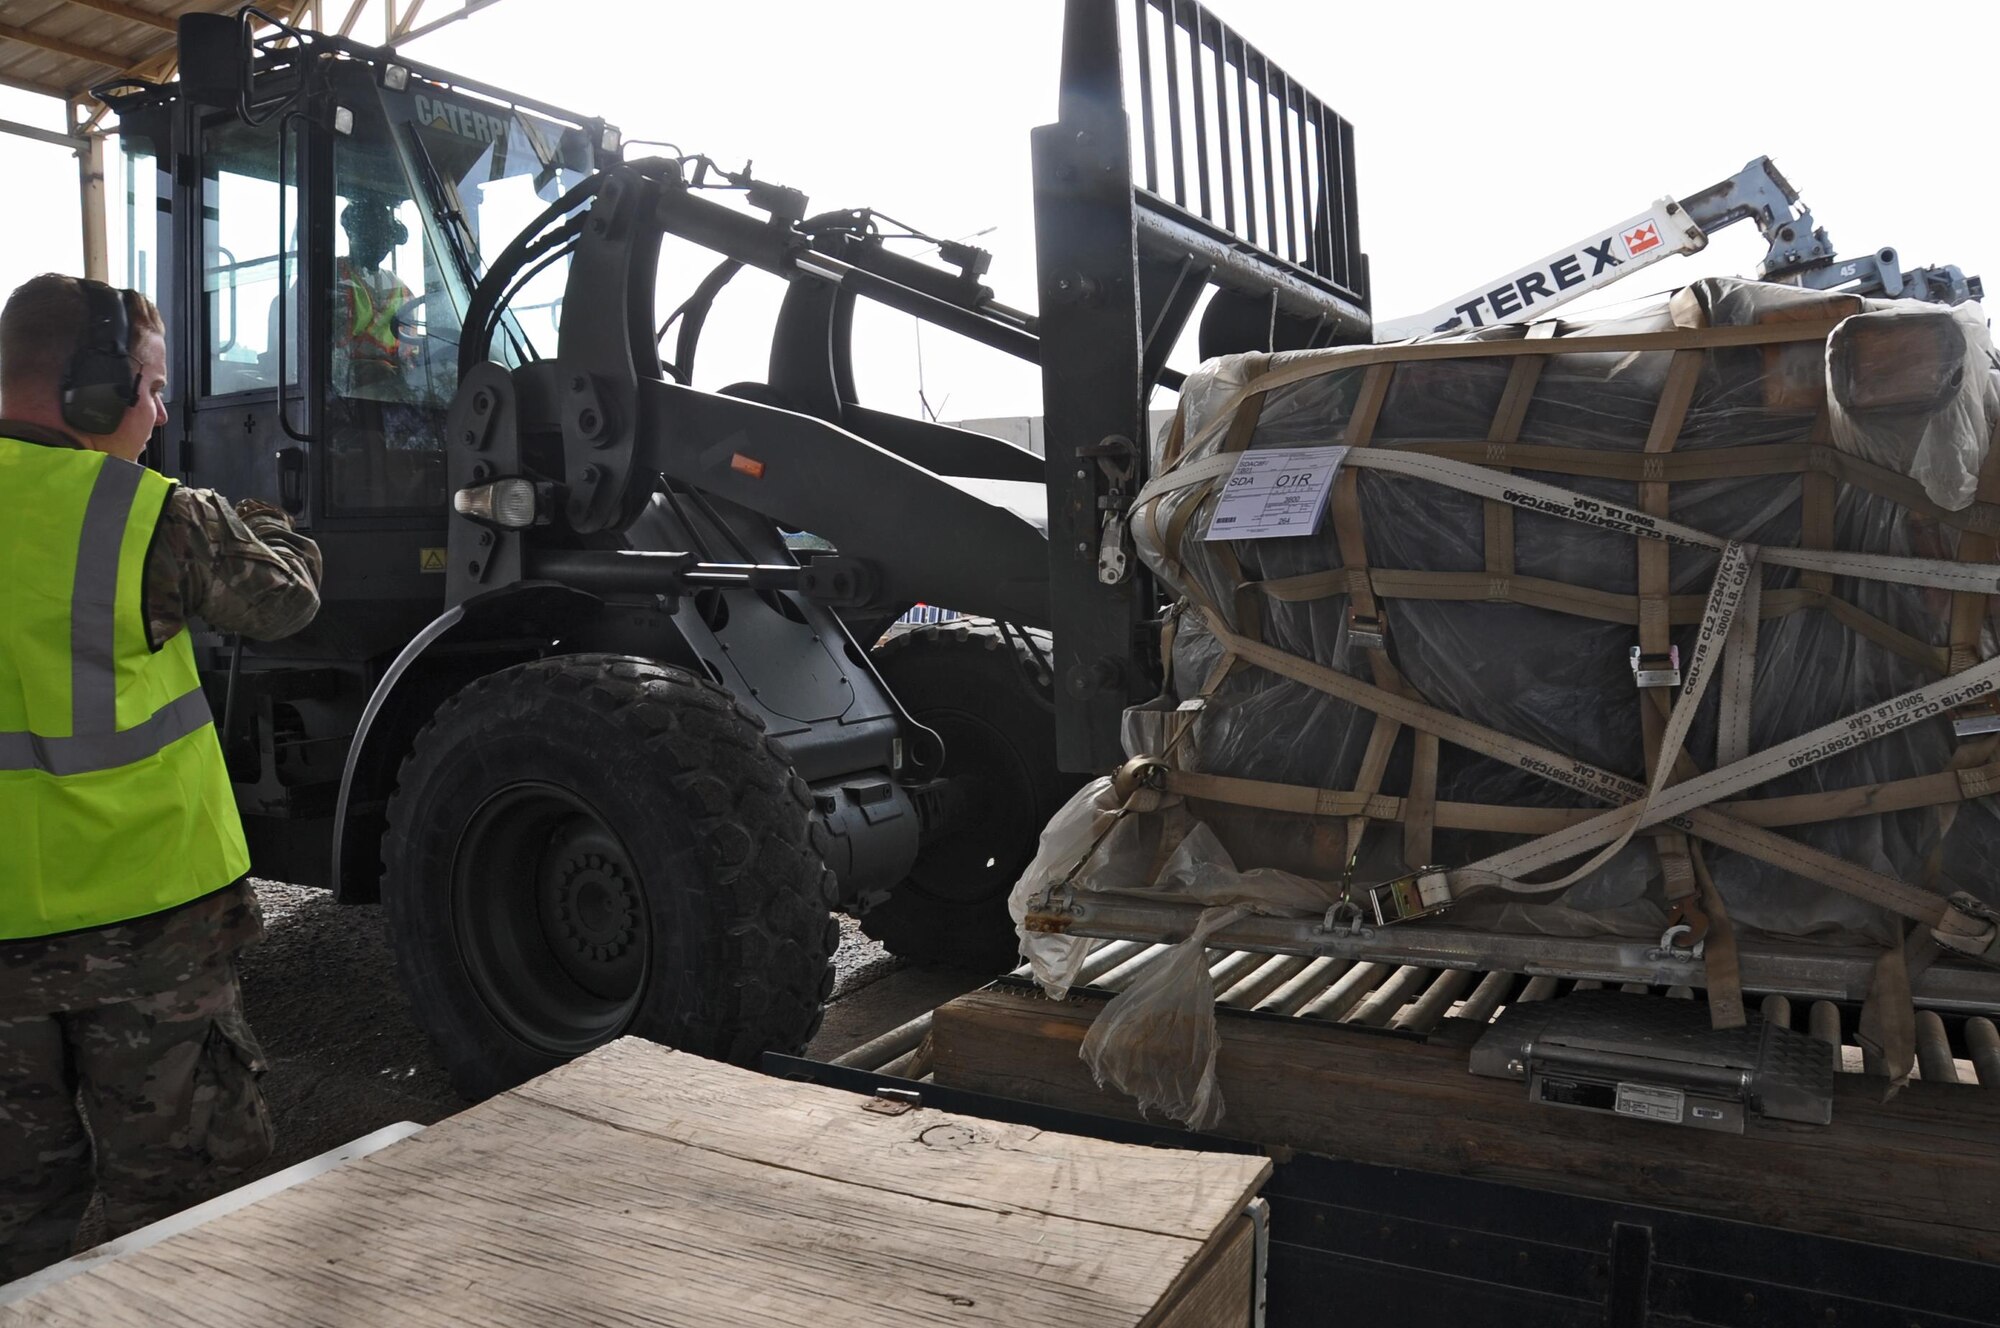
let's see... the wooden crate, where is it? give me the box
[929,984,2000,1265]
[12,1037,1270,1327]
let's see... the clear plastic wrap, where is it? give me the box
[1009,777,1125,999]
[1077,905,1247,1130]
[1106,279,2000,952]
[1828,302,1997,511]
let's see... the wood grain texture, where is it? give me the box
[10,1038,1269,1328]
[930,987,2000,1264]
[1142,1214,1255,1328]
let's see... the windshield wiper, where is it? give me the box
[402,121,533,365]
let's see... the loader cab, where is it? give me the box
[95,31,611,884]
[114,42,604,660]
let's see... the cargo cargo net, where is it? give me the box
[1011,277,2000,1128]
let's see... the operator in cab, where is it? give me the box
[0,273,322,1280]
[333,198,417,399]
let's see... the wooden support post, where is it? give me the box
[76,129,107,284]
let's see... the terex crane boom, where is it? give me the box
[1374,156,1983,341]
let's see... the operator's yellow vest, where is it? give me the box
[0,436,248,938]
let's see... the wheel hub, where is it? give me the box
[450,782,652,1054]
[549,851,641,963]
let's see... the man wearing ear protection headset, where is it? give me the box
[0,273,321,1279]
[333,199,417,399]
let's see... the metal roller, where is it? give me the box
[878,1041,931,1080]
[1760,994,1792,1029]
[1075,939,1146,986]
[1390,968,1476,1034]
[1349,965,1433,1028]
[1218,954,1313,1009]
[1299,962,1388,1022]
[1915,1010,1960,1084]
[1008,937,1144,986]
[1095,943,1174,992]
[1255,957,1351,1016]
[1515,975,1560,1003]
[1208,949,1268,990]
[1809,1001,1844,1074]
[831,1012,932,1071]
[1451,971,1516,1027]
[1968,1017,2000,1089]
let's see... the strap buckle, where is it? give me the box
[1630,645,1682,689]
[1950,701,2000,739]
[1934,891,2000,965]
[1364,866,1453,925]
[1347,611,1387,653]
[1111,755,1169,801]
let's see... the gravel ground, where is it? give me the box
[234,880,911,1179]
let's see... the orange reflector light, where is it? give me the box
[731,453,766,479]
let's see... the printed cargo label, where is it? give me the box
[1615,1081,1685,1124]
[1206,446,1348,541]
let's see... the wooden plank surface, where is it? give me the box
[1143,1213,1256,1328]
[930,986,2000,1264]
[11,1038,1270,1327]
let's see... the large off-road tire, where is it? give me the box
[862,619,1083,971]
[381,654,838,1100]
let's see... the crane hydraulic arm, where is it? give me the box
[1374,155,1983,341]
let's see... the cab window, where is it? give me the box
[200,116,298,395]
[323,92,459,515]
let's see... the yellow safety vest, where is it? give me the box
[0,436,249,938]
[337,258,409,363]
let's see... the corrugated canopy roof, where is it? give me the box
[0,1,252,104]
[0,1,499,120]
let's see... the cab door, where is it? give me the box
[175,107,315,530]
[169,74,464,660]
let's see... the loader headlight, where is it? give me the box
[454,477,542,529]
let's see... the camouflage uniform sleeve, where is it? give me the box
[145,488,325,647]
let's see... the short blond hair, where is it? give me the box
[0,273,164,398]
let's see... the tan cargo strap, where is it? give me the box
[1632,352,1715,1005]
[1858,943,1918,1092]
[1163,768,1582,834]
[1137,448,2000,598]
[1687,844,1745,1028]
[1456,541,1757,895]
[1715,561,1763,767]
[1236,318,1849,394]
[1163,319,1851,483]
[1458,634,2000,894]
[1331,364,1417,866]
[1150,436,2000,542]
[1247,569,1948,676]
[1194,610,2000,959]
[1157,759,2000,833]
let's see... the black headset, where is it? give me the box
[60,279,141,436]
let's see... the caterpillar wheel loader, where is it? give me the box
[96,0,1368,1096]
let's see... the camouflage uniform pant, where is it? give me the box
[0,958,272,1283]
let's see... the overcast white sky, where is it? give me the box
[0,0,1991,422]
